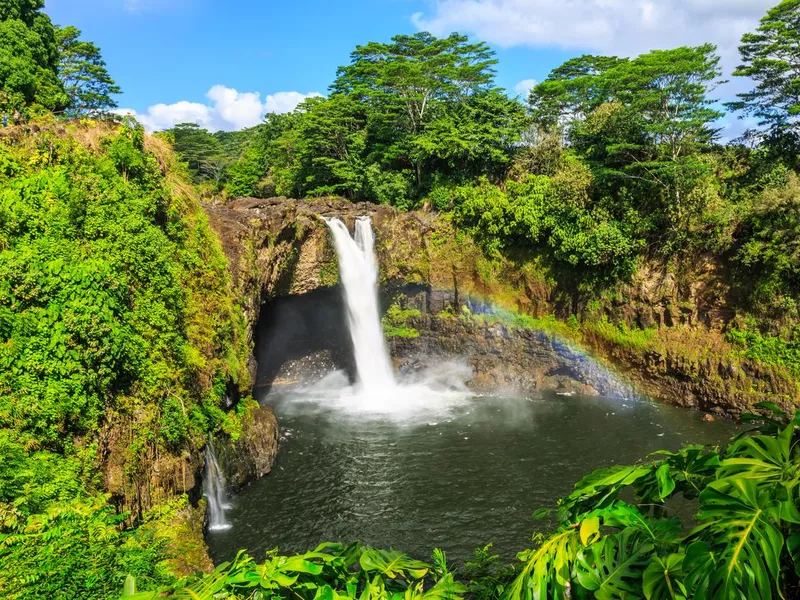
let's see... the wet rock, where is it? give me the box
[216,405,280,490]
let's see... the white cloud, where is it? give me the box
[412,0,772,64]
[514,79,537,98]
[115,86,323,132]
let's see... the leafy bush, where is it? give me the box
[452,174,641,283]
[0,120,246,449]
[125,544,464,600]
[382,302,421,339]
[727,328,800,378]
[735,173,800,313]
[365,164,414,210]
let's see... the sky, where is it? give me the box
[43,0,776,133]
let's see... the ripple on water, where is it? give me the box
[207,381,736,565]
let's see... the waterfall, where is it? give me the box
[204,437,231,531]
[324,216,396,393]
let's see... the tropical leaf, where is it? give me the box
[585,501,681,551]
[502,528,580,600]
[789,534,800,578]
[718,425,800,491]
[359,548,430,580]
[642,554,687,600]
[684,478,784,600]
[635,446,720,502]
[575,527,654,600]
[559,465,651,519]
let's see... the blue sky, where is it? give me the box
[44,0,774,132]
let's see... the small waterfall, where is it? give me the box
[324,216,396,393]
[203,437,231,531]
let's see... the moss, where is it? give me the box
[383,324,421,338]
[584,317,657,350]
[319,252,340,288]
[382,301,421,338]
[143,497,213,578]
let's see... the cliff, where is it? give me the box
[205,196,799,418]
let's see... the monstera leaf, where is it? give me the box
[585,501,681,551]
[718,425,800,491]
[502,528,581,600]
[635,446,721,502]
[684,478,784,600]
[559,465,651,520]
[575,528,654,600]
[642,554,687,600]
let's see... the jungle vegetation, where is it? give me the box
[3,0,800,599]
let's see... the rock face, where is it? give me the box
[585,331,797,416]
[391,315,632,399]
[216,405,280,490]
[205,195,799,418]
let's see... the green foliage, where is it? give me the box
[382,301,421,339]
[452,171,642,283]
[166,123,229,187]
[735,172,800,311]
[727,328,800,378]
[55,25,120,116]
[0,122,249,598]
[125,544,463,600]
[0,495,173,600]
[0,0,67,112]
[587,317,657,350]
[728,0,800,141]
[502,414,800,600]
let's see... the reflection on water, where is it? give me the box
[207,389,735,565]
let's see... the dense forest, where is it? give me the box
[3,0,800,598]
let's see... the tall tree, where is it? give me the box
[55,25,120,116]
[528,55,625,130]
[417,88,529,182]
[271,95,368,199]
[611,44,723,162]
[332,32,498,190]
[167,123,226,183]
[0,0,66,112]
[728,0,800,140]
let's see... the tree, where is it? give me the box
[528,55,626,131]
[416,88,529,182]
[611,44,723,162]
[0,0,66,112]
[271,95,368,199]
[167,123,226,184]
[728,0,800,141]
[55,25,120,116]
[224,112,298,198]
[332,32,498,190]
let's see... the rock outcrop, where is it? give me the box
[215,405,280,490]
